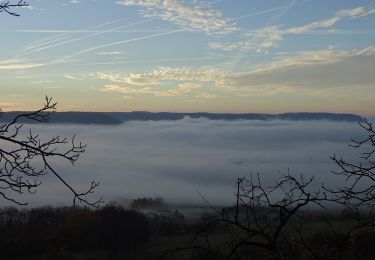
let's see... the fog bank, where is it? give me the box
[4,118,367,207]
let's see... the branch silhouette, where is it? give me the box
[0,96,103,207]
[0,1,28,16]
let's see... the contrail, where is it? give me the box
[53,29,185,64]
[230,0,313,21]
[21,36,71,52]
[20,19,123,52]
[267,0,299,25]
[16,29,170,33]
[22,18,157,55]
[68,55,228,66]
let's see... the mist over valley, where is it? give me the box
[6,116,364,207]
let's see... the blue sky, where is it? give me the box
[0,0,374,114]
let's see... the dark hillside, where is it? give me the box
[0,111,363,125]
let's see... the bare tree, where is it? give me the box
[0,1,28,16]
[329,118,375,211]
[0,97,103,206]
[161,174,327,260]
[292,118,375,260]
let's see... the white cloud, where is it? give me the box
[337,6,375,19]
[210,26,283,52]
[102,82,201,97]
[103,46,375,98]
[211,6,375,52]
[30,80,53,84]
[19,5,34,10]
[96,51,123,56]
[288,6,375,33]
[116,0,237,35]
[79,46,375,97]
[287,17,341,34]
[97,67,218,85]
[0,59,43,70]
[215,47,375,92]
[70,0,82,3]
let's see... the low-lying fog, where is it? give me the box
[4,118,371,207]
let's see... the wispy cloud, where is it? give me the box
[67,55,226,66]
[98,46,375,97]
[0,59,44,70]
[287,6,375,34]
[116,0,237,35]
[16,29,169,33]
[96,51,123,56]
[103,82,202,98]
[96,67,217,85]
[215,46,375,93]
[211,6,375,52]
[80,67,216,98]
[12,19,178,68]
[210,26,283,52]
[30,80,53,84]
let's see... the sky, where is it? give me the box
[0,0,374,114]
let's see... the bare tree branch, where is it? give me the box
[162,173,327,259]
[0,1,29,16]
[0,96,103,207]
[325,118,375,212]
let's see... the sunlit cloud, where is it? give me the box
[287,7,375,34]
[116,0,238,35]
[102,82,202,97]
[215,46,375,92]
[98,46,375,97]
[210,26,283,52]
[0,59,44,70]
[96,51,123,56]
[30,80,53,84]
[96,67,218,85]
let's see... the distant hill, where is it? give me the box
[0,111,363,125]
[106,112,363,123]
[0,112,122,125]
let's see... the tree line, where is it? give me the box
[0,203,151,259]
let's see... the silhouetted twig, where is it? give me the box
[0,1,28,16]
[0,96,103,207]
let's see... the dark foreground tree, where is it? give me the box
[329,118,375,212]
[0,97,102,206]
[160,174,327,259]
[0,1,28,16]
